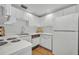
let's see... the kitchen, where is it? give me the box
[0,4,78,55]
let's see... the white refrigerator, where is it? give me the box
[53,13,78,55]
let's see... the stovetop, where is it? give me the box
[0,38,21,46]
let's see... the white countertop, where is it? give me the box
[0,36,32,55]
[29,33,53,35]
[0,35,20,40]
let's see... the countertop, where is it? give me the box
[29,33,53,36]
[0,35,32,55]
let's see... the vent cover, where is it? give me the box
[21,5,27,9]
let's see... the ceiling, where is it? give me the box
[12,4,76,17]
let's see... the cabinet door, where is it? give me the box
[0,6,6,25]
[20,35,31,42]
[32,37,40,47]
[11,46,32,55]
[26,36,31,42]
[54,13,78,31]
[53,32,78,55]
[40,34,52,50]
[76,5,79,13]
[63,6,76,15]
[0,6,3,16]
[5,5,11,15]
[54,10,64,17]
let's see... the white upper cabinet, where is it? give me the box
[0,4,12,16]
[54,10,64,17]
[54,13,78,31]
[4,5,11,16]
[11,7,25,19]
[76,4,79,14]
[0,6,3,16]
[1,5,25,19]
[0,6,4,25]
[54,5,77,18]
[63,6,76,15]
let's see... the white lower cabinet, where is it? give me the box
[11,46,32,55]
[32,37,40,47]
[53,32,78,55]
[40,34,52,50]
[40,42,51,50]
[31,34,52,50]
[20,35,31,42]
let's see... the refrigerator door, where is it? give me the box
[54,13,78,31]
[53,32,78,55]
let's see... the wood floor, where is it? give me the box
[32,45,53,55]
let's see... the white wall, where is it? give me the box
[28,26,37,34]
[28,13,41,27]
[39,13,54,33]
[4,19,28,35]
[40,14,54,26]
[43,26,53,33]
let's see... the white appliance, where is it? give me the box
[53,13,78,55]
